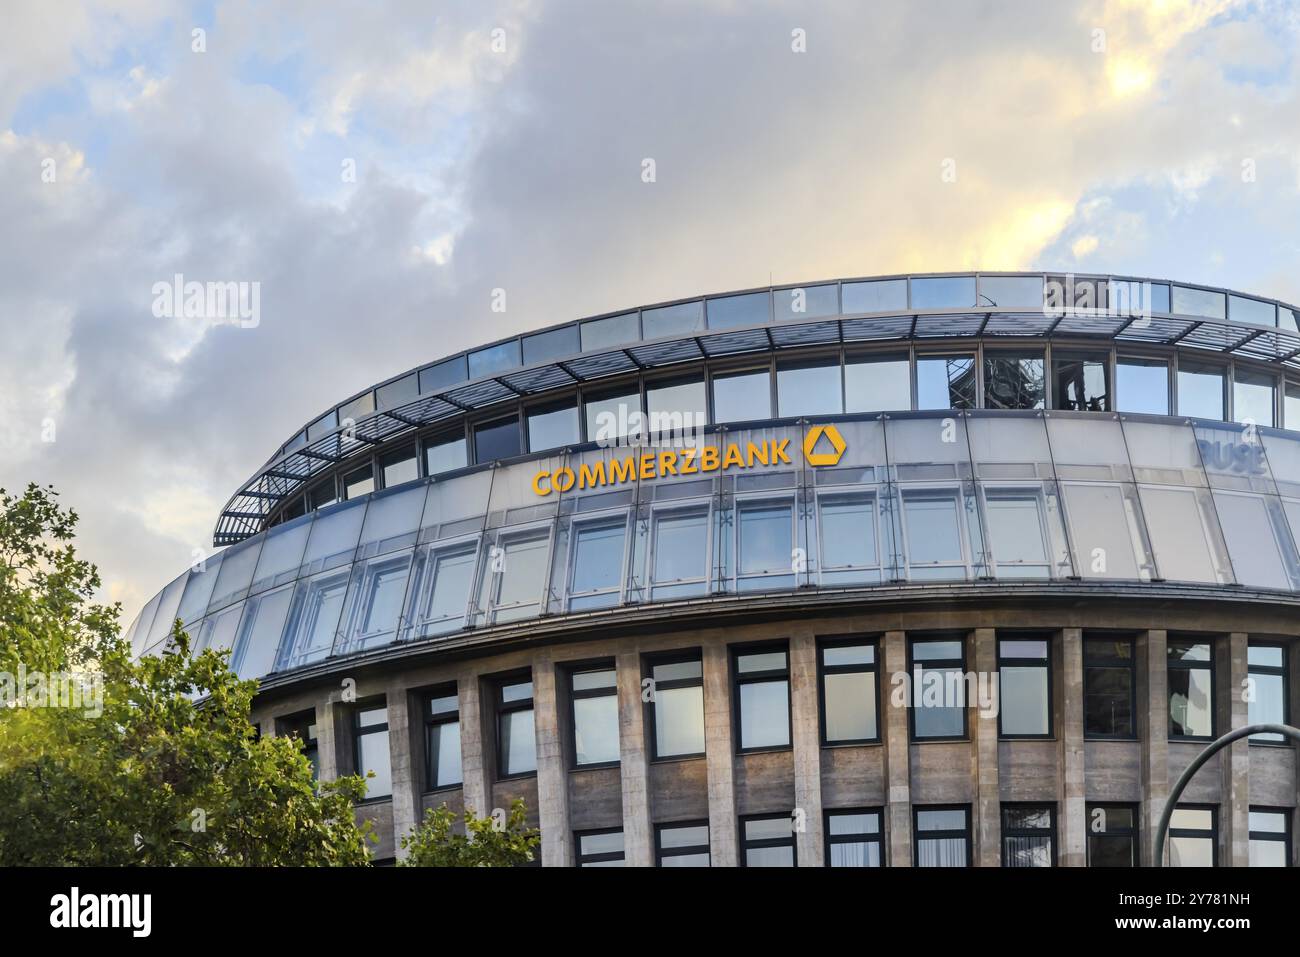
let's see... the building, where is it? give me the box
[125,272,1300,867]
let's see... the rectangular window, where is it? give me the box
[914,806,971,867]
[277,711,319,780]
[424,432,468,476]
[1177,361,1226,421]
[909,638,967,740]
[1002,804,1056,867]
[650,507,710,599]
[424,686,462,791]
[526,399,579,452]
[1087,803,1138,867]
[648,653,705,759]
[414,542,476,633]
[983,490,1051,577]
[733,645,791,752]
[584,386,640,444]
[473,416,521,463]
[776,359,843,418]
[1168,638,1215,739]
[1234,369,1275,428]
[1247,643,1287,743]
[741,814,796,867]
[1286,381,1300,430]
[916,354,977,410]
[736,499,795,590]
[817,493,880,583]
[1117,356,1170,415]
[1084,636,1135,738]
[380,444,419,487]
[354,702,392,800]
[1168,806,1217,867]
[818,638,879,744]
[1052,352,1110,412]
[984,352,1045,410]
[1248,809,1291,867]
[656,821,710,867]
[712,368,772,423]
[489,531,549,621]
[998,637,1051,737]
[902,490,967,571]
[825,809,883,867]
[911,276,977,309]
[343,464,375,500]
[495,676,536,778]
[568,519,626,611]
[570,665,619,767]
[844,354,911,413]
[646,377,707,439]
[575,829,625,867]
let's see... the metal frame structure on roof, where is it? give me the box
[214,272,1300,546]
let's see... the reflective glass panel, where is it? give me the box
[777,360,843,417]
[844,354,910,412]
[916,355,977,409]
[1117,357,1169,415]
[713,369,772,423]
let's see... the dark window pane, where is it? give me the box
[1085,666,1133,736]
[1053,354,1110,412]
[984,353,1045,410]
[917,355,977,409]
[474,417,520,463]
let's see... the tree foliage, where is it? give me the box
[399,798,539,867]
[0,483,376,865]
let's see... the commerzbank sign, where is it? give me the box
[531,425,846,496]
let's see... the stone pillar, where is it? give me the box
[458,670,491,819]
[702,643,738,867]
[532,653,572,867]
[790,633,823,866]
[972,628,1000,866]
[316,697,343,782]
[385,684,418,860]
[1059,628,1086,866]
[882,630,912,866]
[616,648,653,866]
[1138,629,1168,866]
[1221,632,1250,867]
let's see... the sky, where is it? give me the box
[2,0,1299,627]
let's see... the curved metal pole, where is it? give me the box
[1155,723,1300,866]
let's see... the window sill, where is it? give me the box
[649,752,707,765]
[354,796,393,808]
[422,783,464,796]
[569,761,621,774]
[736,745,794,757]
[821,739,883,749]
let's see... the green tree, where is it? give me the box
[0,483,376,865]
[400,798,539,867]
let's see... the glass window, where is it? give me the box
[334,551,412,655]
[826,809,883,867]
[1248,809,1290,867]
[979,275,1044,309]
[741,814,795,867]
[1060,483,1146,581]
[819,640,878,743]
[916,354,977,409]
[911,276,977,310]
[1172,286,1226,320]
[585,386,641,445]
[651,507,710,599]
[207,537,263,613]
[278,711,319,780]
[1168,639,1214,739]
[1230,295,1277,326]
[817,493,879,583]
[419,356,467,394]
[736,500,794,590]
[776,359,843,417]
[1282,308,1300,333]
[522,325,579,365]
[984,352,1045,410]
[712,369,772,423]
[842,279,906,313]
[1213,491,1292,591]
[646,378,707,439]
[1247,644,1287,743]
[576,829,625,867]
[915,806,970,866]
[307,410,337,442]
[230,584,292,679]
[338,392,375,427]
[1117,356,1169,415]
[568,519,626,610]
[707,291,770,329]
[642,301,704,338]
[354,703,392,800]
[734,646,790,751]
[1178,361,1226,420]
[473,416,521,463]
[1053,353,1110,412]
[1168,806,1216,866]
[409,542,476,635]
[844,354,910,412]
[656,822,710,867]
[277,568,350,669]
[1087,804,1138,867]
[998,638,1050,737]
[1084,637,1135,738]
[425,433,469,476]
[496,676,536,778]
[424,687,462,790]
[570,666,619,767]
[773,283,838,320]
[343,464,375,500]
[1286,382,1300,430]
[580,312,639,351]
[490,532,549,621]
[376,373,418,411]
[1108,279,1170,315]
[1233,369,1275,428]
[648,654,705,759]
[468,340,521,378]
[902,491,966,570]
[526,399,579,452]
[909,638,966,740]
[380,444,418,488]
[984,491,1050,577]
[1002,804,1056,867]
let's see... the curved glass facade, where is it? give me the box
[132,412,1300,682]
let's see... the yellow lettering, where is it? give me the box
[639,453,655,480]
[532,471,552,496]
[611,457,636,484]
[722,443,744,469]
[579,461,607,489]
[554,467,575,493]
[772,438,791,464]
[658,450,679,475]
[700,446,720,472]
[746,441,768,467]
[680,447,699,474]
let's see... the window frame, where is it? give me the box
[824,807,885,867]
[731,642,793,755]
[565,514,630,611]
[277,710,319,780]
[1247,642,1289,745]
[814,489,884,584]
[907,636,969,742]
[1086,802,1139,867]
[1083,635,1137,740]
[646,650,706,762]
[898,486,976,579]
[1167,804,1218,867]
[996,635,1053,739]
[648,502,713,600]
[979,484,1056,579]
[352,699,392,804]
[739,813,797,867]
[567,661,620,770]
[1000,802,1057,867]
[493,672,537,781]
[422,684,462,792]
[1248,806,1292,867]
[574,827,625,867]
[913,804,972,867]
[654,820,711,867]
[732,493,798,591]
[1167,637,1216,741]
[817,636,881,746]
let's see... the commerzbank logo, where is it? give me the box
[530,423,846,496]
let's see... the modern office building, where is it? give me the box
[126,272,1300,866]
